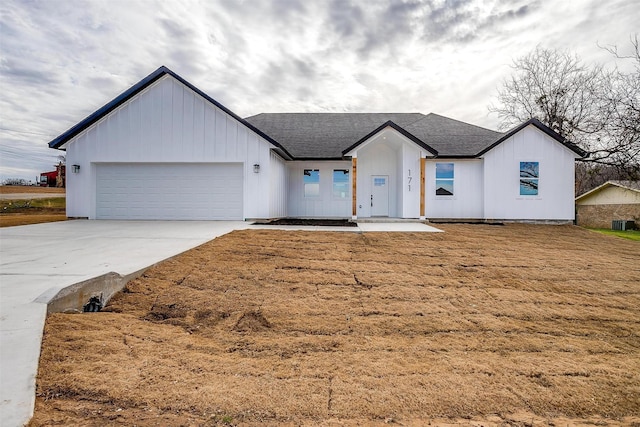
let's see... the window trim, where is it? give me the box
[332,169,350,200]
[518,161,540,198]
[435,162,455,198]
[303,169,320,198]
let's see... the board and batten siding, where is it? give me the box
[425,159,483,219]
[64,74,276,219]
[268,151,288,218]
[482,125,578,221]
[287,161,352,218]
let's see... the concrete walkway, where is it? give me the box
[0,219,440,426]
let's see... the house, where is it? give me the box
[49,66,587,222]
[575,181,640,228]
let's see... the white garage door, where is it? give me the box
[96,163,243,220]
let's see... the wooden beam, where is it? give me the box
[420,157,426,218]
[352,158,357,217]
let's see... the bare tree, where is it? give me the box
[489,39,640,182]
[595,35,640,175]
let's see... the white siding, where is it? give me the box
[269,152,288,218]
[425,159,483,219]
[65,75,274,219]
[287,161,352,218]
[401,144,421,218]
[483,125,578,220]
[355,142,399,218]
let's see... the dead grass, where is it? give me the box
[0,213,67,227]
[30,224,640,426]
[0,186,64,194]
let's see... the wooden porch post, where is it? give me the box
[420,157,426,219]
[352,158,357,219]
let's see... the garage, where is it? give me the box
[96,163,243,220]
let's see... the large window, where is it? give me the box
[519,161,539,196]
[304,169,320,197]
[435,163,454,196]
[333,169,349,198]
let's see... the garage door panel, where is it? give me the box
[96,163,243,220]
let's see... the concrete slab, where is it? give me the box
[0,220,248,427]
[357,222,443,232]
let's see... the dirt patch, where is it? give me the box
[233,310,271,332]
[30,224,640,426]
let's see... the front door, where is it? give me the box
[371,175,389,216]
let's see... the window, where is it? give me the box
[303,169,320,197]
[519,161,539,196]
[435,163,454,196]
[333,169,349,198]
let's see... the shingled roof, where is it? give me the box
[245,112,505,158]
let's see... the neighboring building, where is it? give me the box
[575,181,640,228]
[39,171,57,187]
[39,163,65,187]
[48,66,587,221]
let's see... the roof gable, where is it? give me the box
[48,66,292,158]
[477,118,588,158]
[341,120,438,156]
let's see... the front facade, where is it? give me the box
[49,66,587,222]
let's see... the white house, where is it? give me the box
[49,66,587,222]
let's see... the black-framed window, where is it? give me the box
[435,163,454,196]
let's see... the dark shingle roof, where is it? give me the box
[245,112,505,158]
[244,113,427,159]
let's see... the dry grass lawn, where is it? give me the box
[31,224,640,426]
[0,186,65,194]
[0,186,66,227]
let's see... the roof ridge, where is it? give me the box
[425,112,502,134]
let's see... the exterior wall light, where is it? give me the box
[72,164,81,173]
[253,164,260,173]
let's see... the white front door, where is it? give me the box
[371,175,389,216]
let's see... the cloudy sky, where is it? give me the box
[0,0,638,182]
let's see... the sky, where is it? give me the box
[1,0,638,183]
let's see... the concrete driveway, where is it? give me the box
[0,220,249,427]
